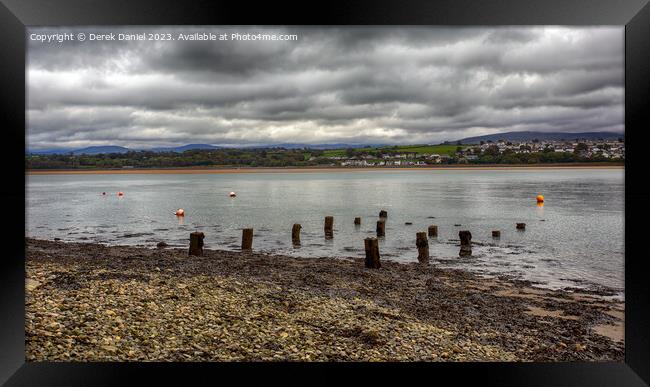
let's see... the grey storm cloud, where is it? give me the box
[27,26,624,150]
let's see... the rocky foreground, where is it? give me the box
[25,238,624,362]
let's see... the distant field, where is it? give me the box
[322,144,468,157]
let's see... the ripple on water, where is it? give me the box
[121,232,155,238]
[27,169,624,296]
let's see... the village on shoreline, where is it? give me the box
[335,138,625,167]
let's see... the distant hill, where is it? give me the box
[244,143,387,150]
[29,146,130,155]
[28,148,76,155]
[28,144,221,155]
[453,131,624,144]
[148,144,221,152]
[30,134,625,155]
[72,146,130,155]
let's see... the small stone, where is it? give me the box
[26,279,41,292]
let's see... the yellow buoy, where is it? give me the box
[536,194,544,203]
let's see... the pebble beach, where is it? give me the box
[25,238,624,362]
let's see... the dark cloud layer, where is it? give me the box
[27,26,623,149]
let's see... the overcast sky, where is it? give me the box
[27,26,624,150]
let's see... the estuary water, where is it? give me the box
[26,168,624,296]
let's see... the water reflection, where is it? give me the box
[26,169,624,294]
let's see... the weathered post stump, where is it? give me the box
[492,230,501,238]
[354,217,361,226]
[189,232,204,256]
[376,219,386,237]
[459,230,472,257]
[324,216,334,239]
[242,228,253,250]
[292,224,301,246]
[428,225,438,237]
[379,210,388,218]
[364,237,381,268]
[516,223,526,230]
[416,232,429,264]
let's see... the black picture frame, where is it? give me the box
[1,0,648,385]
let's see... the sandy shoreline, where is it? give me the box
[26,164,623,175]
[26,238,624,362]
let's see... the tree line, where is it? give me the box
[25,146,622,169]
[26,149,328,169]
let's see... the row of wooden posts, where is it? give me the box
[187,210,527,269]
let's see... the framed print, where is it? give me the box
[1,0,649,385]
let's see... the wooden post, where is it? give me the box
[364,237,381,268]
[416,232,429,264]
[242,228,253,250]
[376,219,386,237]
[428,225,438,237]
[324,216,334,239]
[189,232,204,256]
[492,230,501,238]
[379,210,388,218]
[459,230,472,257]
[516,223,526,230]
[354,217,361,226]
[292,224,301,246]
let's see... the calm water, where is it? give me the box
[26,169,624,296]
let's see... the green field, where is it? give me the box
[321,144,468,157]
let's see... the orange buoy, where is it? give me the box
[229,191,236,197]
[117,191,124,197]
[175,208,185,216]
[536,194,544,203]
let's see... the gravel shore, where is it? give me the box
[25,238,624,362]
